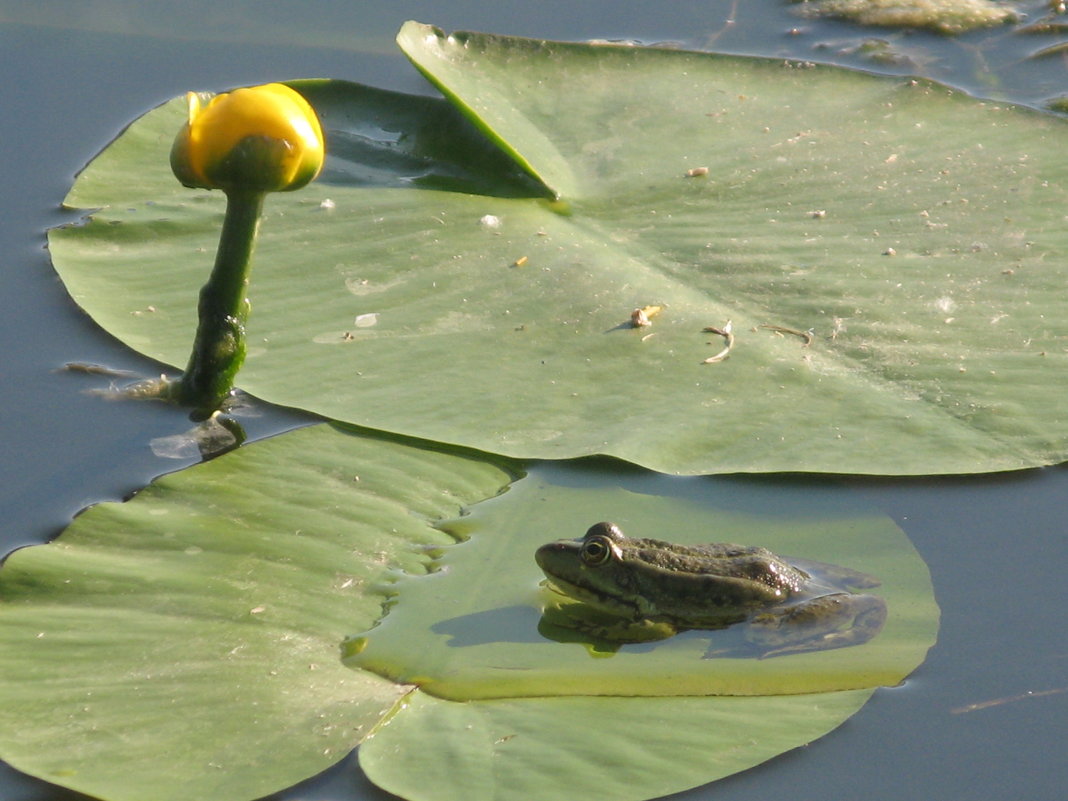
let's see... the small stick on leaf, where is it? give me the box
[760,324,814,346]
[702,320,734,363]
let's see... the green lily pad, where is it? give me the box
[0,424,936,801]
[49,25,1068,476]
[347,467,936,700]
[350,464,935,801]
[360,688,876,801]
[0,424,515,801]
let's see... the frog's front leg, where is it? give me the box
[745,593,887,658]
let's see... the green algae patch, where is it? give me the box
[793,0,1019,34]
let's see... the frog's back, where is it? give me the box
[618,538,810,624]
[629,538,805,585]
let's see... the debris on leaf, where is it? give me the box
[760,324,815,346]
[631,305,663,328]
[702,320,735,363]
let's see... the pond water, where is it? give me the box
[0,2,1065,800]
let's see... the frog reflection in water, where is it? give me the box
[535,522,887,658]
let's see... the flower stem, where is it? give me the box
[177,189,265,414]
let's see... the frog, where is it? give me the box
[534,522,887,658]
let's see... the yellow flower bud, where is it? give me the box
[170,82,324,193]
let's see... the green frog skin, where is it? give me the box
[535,522,887,657]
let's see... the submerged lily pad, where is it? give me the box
[48,25,1068,476]
[0,425,937,801]
[347,467,935,700]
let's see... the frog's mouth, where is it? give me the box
[541,576,639,618]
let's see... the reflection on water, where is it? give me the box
[149,414,246,460]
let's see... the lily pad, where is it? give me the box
[361,688,876,801]
[48,25,1068,476]
[351,464,937,801]
[347,467,936,700]
[0,424,515,801]
[0,426,937,801]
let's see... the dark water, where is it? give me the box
[0,2,1065,800]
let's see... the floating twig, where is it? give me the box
[60,362,139,379]
[951,686,1068,715]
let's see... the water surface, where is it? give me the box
[0,2,1064,800]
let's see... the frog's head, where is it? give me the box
[535,522,642,616]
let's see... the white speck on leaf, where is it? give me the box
[935,297,956,314]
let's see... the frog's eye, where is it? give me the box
[581,536,613,566]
